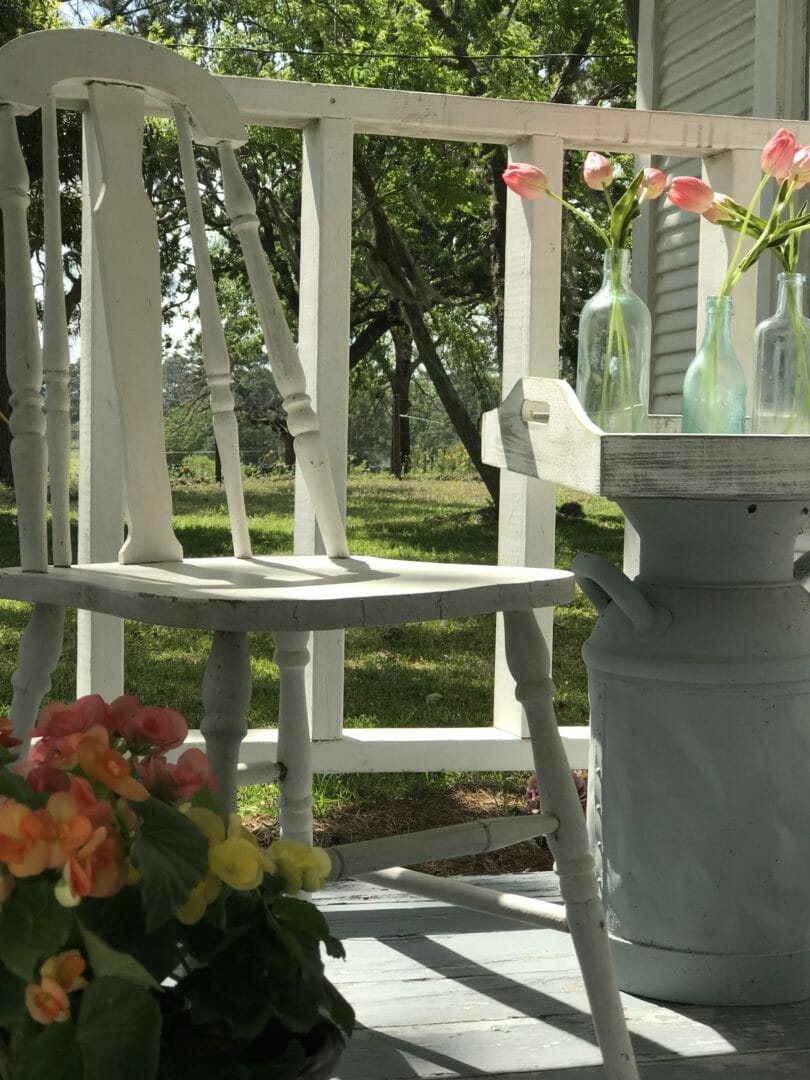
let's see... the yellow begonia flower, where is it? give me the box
[265,840,332,893]
[209,837,264,891]
[176,874,223,925]
[182,806,226,844]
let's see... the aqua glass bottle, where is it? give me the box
[752,272,810,434]
[575,249,650,433]
[681,295,746,434]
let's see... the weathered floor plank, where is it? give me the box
[319,873,810,1079]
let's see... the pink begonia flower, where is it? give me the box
[761,128,797,180]
[109,696,188,752]
[31,695,110,740]
[791,145,810,188]
[638,167,666,202]
[170,748,216,799]
[502,163,548,199]
[136,754,177,794]
[582,151,614,191]
[666,176,715,214]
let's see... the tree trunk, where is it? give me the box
[402,301,499,503]
[389,320,414,477]
[0,264,13,487]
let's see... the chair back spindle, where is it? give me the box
[218,143,349,559]
[174,106,251,559]
[86,82,182,565]
[42,94,73,568]
[0,104,48,572]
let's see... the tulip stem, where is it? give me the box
[544,190,611,247]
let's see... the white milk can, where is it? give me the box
[574,496,810,1005]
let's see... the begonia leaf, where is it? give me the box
[132,796,208,932]
[0,879,74,981]
[77,975,160,1080]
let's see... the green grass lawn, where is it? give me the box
[0,474,625,819]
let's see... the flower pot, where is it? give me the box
[575,248,651,432]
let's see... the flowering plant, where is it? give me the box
[503,155,664,432]
[668,129,810,432]
[667,128,810,295]
[502,154,666,252]
[0,697,353,1080]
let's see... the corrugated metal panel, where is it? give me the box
[646,0,756,412]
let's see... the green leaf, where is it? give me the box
[322,980,356,1037]
[0,767,42,807]
[78,924,159,990]
[0,879,74,981]
[189,783,224,816]
[76,976,161,1080]
[270,895,331,942]
[0,960,27,1026]
[132,796,209,932]
[15,1020,83,1080]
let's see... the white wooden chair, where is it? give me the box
[0,30,638,1076]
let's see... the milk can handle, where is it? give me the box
[572,553,671,638]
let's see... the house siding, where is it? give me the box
[645,0,756,414]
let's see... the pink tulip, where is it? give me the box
[502,163,548,199]
[583,151,613,191]
[791,146,810,188]
[666,176,715,214]
[761,128,797,180]
[638,167,666,202]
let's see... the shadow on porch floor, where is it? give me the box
[319,873,810,1078]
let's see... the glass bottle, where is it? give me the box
[681,295,746,434]
[575,248,651,433]
[752,272,810,434]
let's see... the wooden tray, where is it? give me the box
[481,378,810,500]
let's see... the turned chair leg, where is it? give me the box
[502,609,639,1080]
[10,603,65,749]
[273,629,314,845]
[201,630,251,814]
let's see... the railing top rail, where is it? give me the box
[49,72,810,154]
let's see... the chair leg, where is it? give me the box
[273,629,313,845]
[201,630,251,814]
[502,609,639,1080]
[9,603,65,750]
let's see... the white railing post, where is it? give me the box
[493,135,563,738]
[76,110,125,700]
[293,117,354,741]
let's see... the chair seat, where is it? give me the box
[0,556,574,633]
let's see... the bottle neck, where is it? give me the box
[776,272,807,317]
[704,294,733,338]
[601,248,632,288]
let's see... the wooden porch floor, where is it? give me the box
[319,873,810,1078]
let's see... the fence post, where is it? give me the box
[293,116,354,741]
[493,134,563,738]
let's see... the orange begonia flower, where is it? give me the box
[62,826,128,902]
[25,976,71,1024]
[43,793,94,867]
[40,950,87,993]
[0,801,51,877]
[76,726,149,802]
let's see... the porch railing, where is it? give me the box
[75,74,810,775]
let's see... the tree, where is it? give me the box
[50,1,636,502]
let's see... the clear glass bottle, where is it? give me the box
[681,295,746,434]
[575,248,650,433]
[752,272,810,434]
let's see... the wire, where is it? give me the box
[165,40,634,63]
